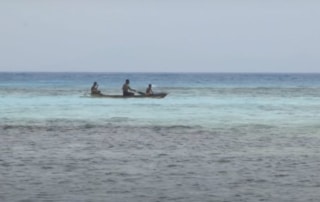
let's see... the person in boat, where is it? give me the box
[122,79,135,96]
[146,84,153,96]
[91,81,101,95]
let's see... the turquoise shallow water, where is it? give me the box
[1,73,320,201]
[1,73,320,129]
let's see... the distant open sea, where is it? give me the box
[1,72,320,202]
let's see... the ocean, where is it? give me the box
[1,72,320,202]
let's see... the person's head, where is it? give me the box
[148,84,152,88]
[93,81,97,86]
[126,79,130,84]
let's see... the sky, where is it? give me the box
[0,0,320,73]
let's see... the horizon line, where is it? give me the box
[1,71,320,74]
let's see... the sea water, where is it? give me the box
[1,73,320,202]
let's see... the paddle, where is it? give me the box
[133,89,145,95]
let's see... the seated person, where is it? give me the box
[122,79,135,96]
[91,81,101,95]
[146,84,153,95]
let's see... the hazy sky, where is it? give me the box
[1,1,320,72]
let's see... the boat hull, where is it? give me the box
[91,93,168,99]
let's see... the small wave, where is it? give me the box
[0,122,213,137]
[2,124,41,131]
[109,117,130,122]
[166,125,195,130]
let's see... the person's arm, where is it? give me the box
[128,86,135,92]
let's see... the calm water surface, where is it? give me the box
[1,73,320,202]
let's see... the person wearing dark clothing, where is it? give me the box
[122,79,135,96]
[91,81,101,95]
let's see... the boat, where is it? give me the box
[90,92,168,99]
